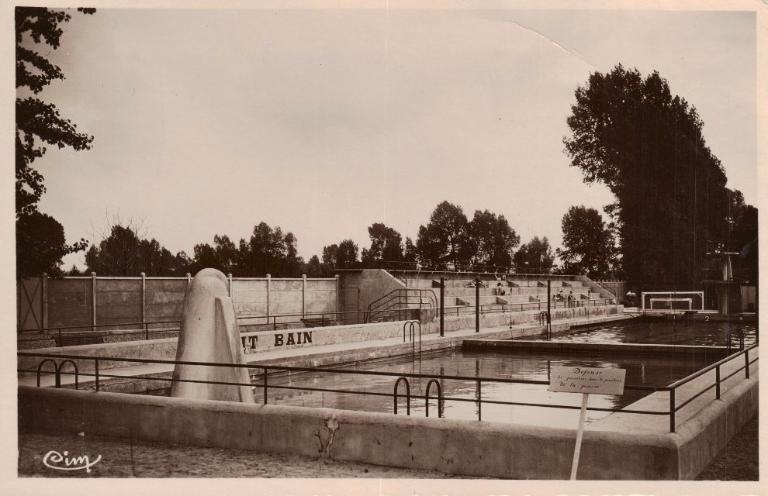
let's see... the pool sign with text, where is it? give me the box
[549,366,626,395]
[548,366,626,480]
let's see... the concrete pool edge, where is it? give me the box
[462,339,730,360]
[17,370,757,480]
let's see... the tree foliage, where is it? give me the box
[322,239,359,269]
[17,211,87,277]
[361,223,404,266]
[15,7,94,278]
[563,65,751,288]
[467,210,520,269]
[556,206,616,278]
[16,7,95,216]
[513,236,555,273]
[415,201,471,269]
[85,224,188,276]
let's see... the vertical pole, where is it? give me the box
[547,280,552,340]
[334,274,341,317]
[475,277,480,333]
[186,273,192,287]
[669,389,676,433]
[95,359,100,392]
[41,273,48,331]
[140,272,146,331]
[439,277,445,337]
[745,349,750,379]
[301,274,307,318]
[263,368,268,404]
[227,273,233,297]
[91,272,97,332]
[715,365,721,399]
[570,393,589,480]
[266,274,271,327]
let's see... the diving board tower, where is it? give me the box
[705,242,741,316]
[170,268,254,402]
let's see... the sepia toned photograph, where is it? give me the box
[6,0,762,493]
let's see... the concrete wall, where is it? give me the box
[19,275,338,331]
[18,386,680,479]
[593,280,627,303]
[338,270,407,324]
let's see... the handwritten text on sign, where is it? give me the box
[548,366,626,395]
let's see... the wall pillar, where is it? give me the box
[140,272,146,328]
[266,274,271,323]
[335,274,341,316]
[41,273,48,330]
[301,274,306,318]
[91,272,97,330]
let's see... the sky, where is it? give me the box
[24,8,757,269]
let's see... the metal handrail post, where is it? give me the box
[94,358,100,392]
[475,277,480,333]
[263,368,268,404]
[745,349,750,379]
[669,389,676,433]
[439,278,444,337]
[715,365,720,399]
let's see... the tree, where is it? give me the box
[514,236,555,273]
[16,211,87,277]
[416,201,471,269]
[563,65,740,288]
[237,222,287,276]
[467,210,519,270]
[361,223,404,267]
[556,206,616,278]
[403,237,418,267]
[281,232,303,276]
[15,8,95,278]
[322,240,359,269]
[304,255,331,277]
[85,223,187,276]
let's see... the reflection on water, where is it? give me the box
[554,318,757,347]
[264,348,713,427]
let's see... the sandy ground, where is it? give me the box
[696,414,758,481]
[17,431,461,478]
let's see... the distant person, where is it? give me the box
[568,291,574,308]
[496,282,506,296]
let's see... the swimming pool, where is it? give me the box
[256,347,715,427]
[554,317,757,347]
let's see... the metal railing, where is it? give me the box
[237,309,369,330]
[18,320,182,346]
[365,289,438,323]
[19,344,757,432]
[440,298,614,317]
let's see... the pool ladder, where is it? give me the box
[393,376,443,418]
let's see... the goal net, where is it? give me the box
[641,291,704,311]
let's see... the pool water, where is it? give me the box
[554,318,757,347]
[260,348,715,427]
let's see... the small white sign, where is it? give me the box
[549,366,626,395]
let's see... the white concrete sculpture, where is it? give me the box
[170,268,254,402]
